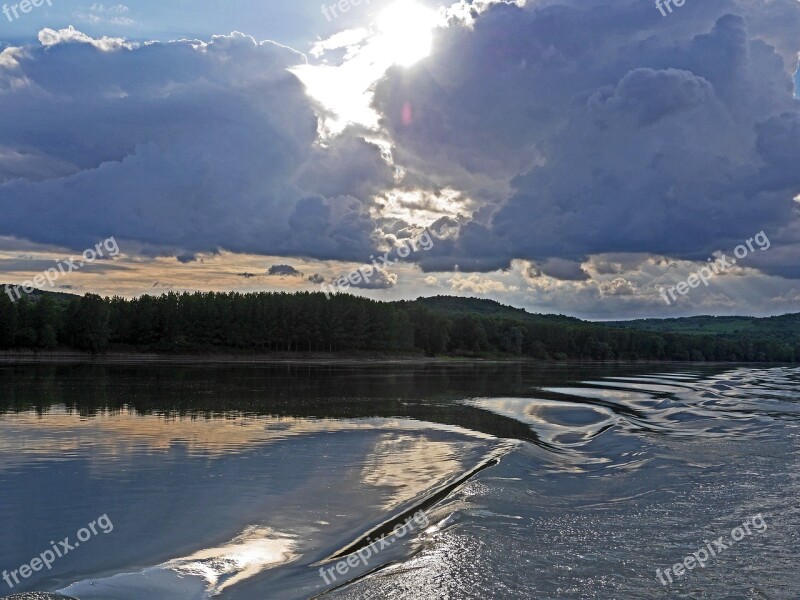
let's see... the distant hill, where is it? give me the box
[605,314,800,345]
[406,296,584,326]
[413,296,800,341]
[1,284,77,303]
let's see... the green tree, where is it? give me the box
[65,294,110,353]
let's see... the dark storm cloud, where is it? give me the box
[0,29,392,262]
[527,258,589,282]
[375,0,800,278]
[268,264,303,277]
[347,268,397,290]
[0,257,128,273]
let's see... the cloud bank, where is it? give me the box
[375,0,800,280]
[2,0,800,317]
[0,29,393,261]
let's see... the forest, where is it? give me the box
[0,290,797,362]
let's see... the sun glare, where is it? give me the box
[294,0,439,133]
[376,0,438,67]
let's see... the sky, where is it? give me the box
[1,0,799,320]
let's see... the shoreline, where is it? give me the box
[0,350,792,366]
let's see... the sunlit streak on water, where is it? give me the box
[168,526,297,593]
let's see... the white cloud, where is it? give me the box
[38,26,132,50]
[448,273,514,294]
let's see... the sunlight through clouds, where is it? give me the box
[375,1,438,67]
[295,0,441,133]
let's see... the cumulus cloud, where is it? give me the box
[38,25,133,50]
[527,258,589,282]
[0,29,393,262]
[448,273,514,294]
[267,264,303,277]
[588,67,716,127]
[375,0,800,280]
[348,268,397,290]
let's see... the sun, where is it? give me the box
[375,0,439,67]
[293,0,439,133]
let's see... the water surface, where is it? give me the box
[0,362,797,599]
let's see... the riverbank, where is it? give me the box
[0,349,792,366]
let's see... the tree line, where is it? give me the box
[0,291,796,361]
